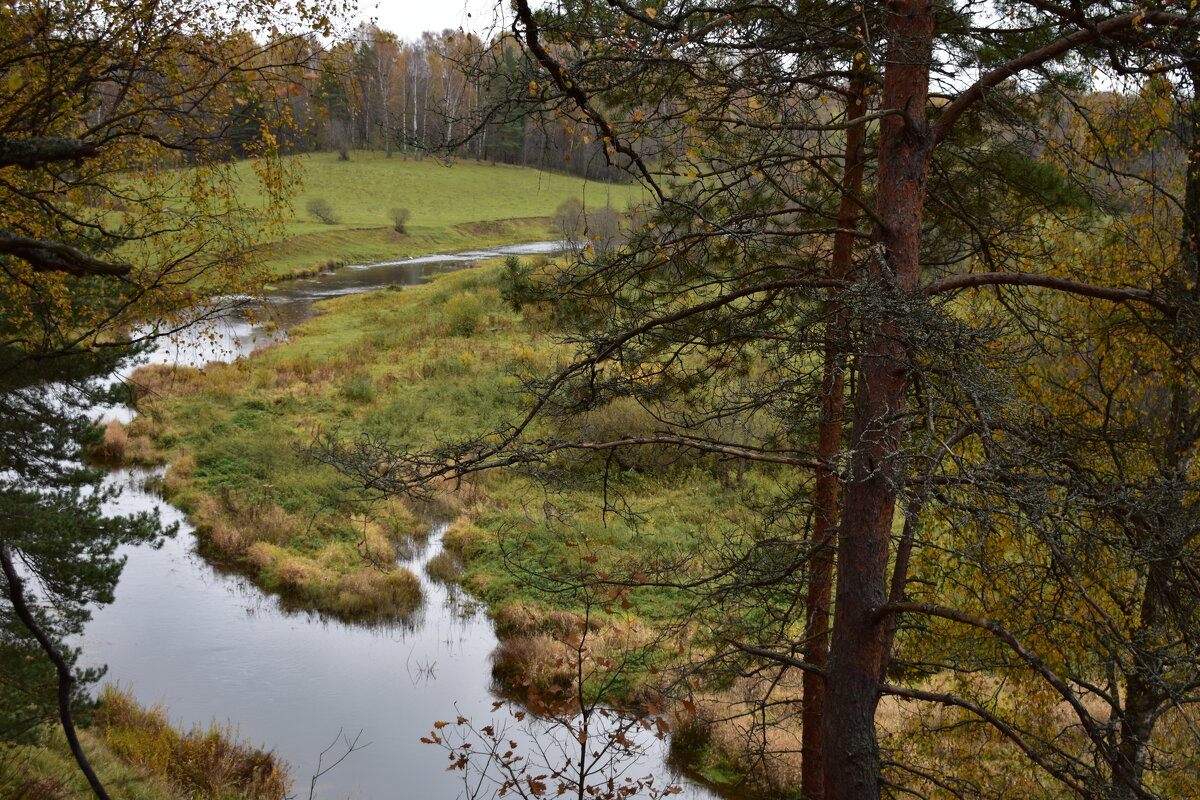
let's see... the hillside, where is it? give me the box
[239,152,644,278]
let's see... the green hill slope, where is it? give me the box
[243,152,643,277]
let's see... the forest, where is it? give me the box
[211,21,633,181]
[3,1,1200,800]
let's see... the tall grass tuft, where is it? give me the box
[99,419,128,462]
[95,687,291,800]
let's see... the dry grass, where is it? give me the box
[665,673,805,794]
[491,602,605,638]
[95,687,290,800]
[355,518,398,566]
[98,419,128,462]
[491,634,578,690]
[160,450,196,497]
[330,567,421,617]
[129,364,208,403]
[490,614,658,704]
[441,514,487,559]
[244,540,422,620]
[491,602,547,637]
[424,550,463,583]
[122,416,166,464]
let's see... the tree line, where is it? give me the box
[244,23,628,183]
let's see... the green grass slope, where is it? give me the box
[241,152,644,277]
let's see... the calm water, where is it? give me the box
[79,243,720,800]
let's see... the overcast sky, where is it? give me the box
[356,0,516,41]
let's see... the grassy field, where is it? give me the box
[125,259,750,623]
[240,152,644,278]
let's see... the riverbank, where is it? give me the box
[259,216,555,280]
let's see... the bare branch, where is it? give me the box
[921,271,1174,314]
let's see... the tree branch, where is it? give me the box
[513,0,665,199]
[0,137,99,169]
[731,641,827,675]
[0,541,112,800]
[933,10,1200,145]
[0,232,131,277]
[921,271,1174,314]
[880,683,1093,797]
[881,600,1155,799]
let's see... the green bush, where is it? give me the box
[341,372,376,404]
[444,292,485,336]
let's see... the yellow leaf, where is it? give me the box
[644,6,657,18]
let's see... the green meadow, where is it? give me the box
[241,152,644,278]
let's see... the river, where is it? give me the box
[79,242,721,800]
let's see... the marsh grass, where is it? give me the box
[98,419,127,462]
[137,259,745,630]
[95,688,290,800]
[0,729,179,800]
[424,550,464,583]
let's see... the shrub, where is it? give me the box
[305,197,338,224]
[389,207,411,234]
[554,196,584,243]
[341,372,376,404]
[444,292,484,336]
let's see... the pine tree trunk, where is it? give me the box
[822,2,933,796]
[801,72,867,800]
